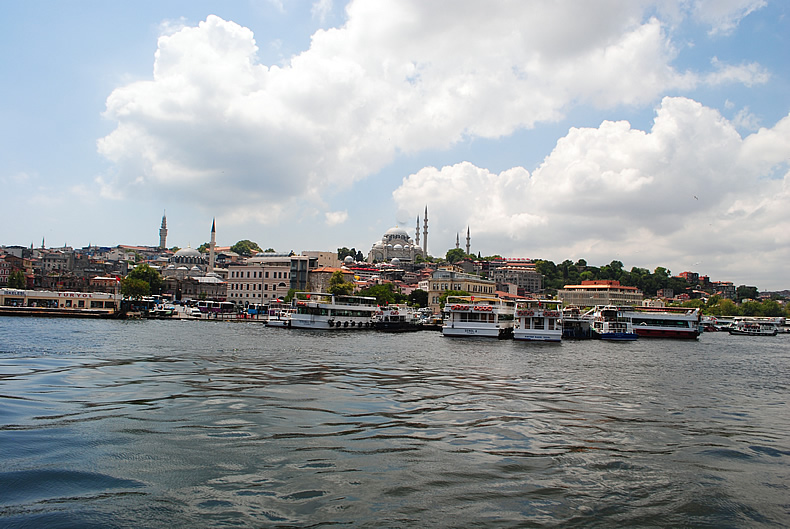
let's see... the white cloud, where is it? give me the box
[691,0,766,35]
[325,210,348,225]
[393,97,790,287]
[706,57,770,87]
[96,3,770,236]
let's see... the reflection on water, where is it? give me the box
[1,317,788,527]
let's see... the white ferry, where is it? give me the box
[591,305,638,341]
[622,306,702,339]
[442,296,515,339]
[287,292,378,330]
[513,299,563,342]
[727,317,780,336]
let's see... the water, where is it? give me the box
[1,317,788,527]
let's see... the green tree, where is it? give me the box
[337,247,356,260]
[121,277,149,299]
[231,240,262,257]
[357,283,406,305]
[197,242,210,253]
[8,270,26,289]
[736,285,759,301]
[408,289,428,308]
[446,248,466,263]
[265,248,275,253]
[328,271,354,296]
[126,263,163,295]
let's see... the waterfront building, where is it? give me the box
[427,269,496,314]
[308,266,356,293]
[557,280,643,307]
[489,260,543,296]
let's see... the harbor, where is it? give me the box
[1,316,788,528]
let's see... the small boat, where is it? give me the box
[265,303,296,328]
[727,318,779,336]
[374,304,422,332]
[591,305,638,341]
[513,299,562,342]
[442,296,515,339]
[561,305,593,339]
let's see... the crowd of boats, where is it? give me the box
[232,293,785,340]
[2,288,785,339]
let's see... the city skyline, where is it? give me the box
[1,1,789,290]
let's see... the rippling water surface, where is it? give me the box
[1,317,788,527]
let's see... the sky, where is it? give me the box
[1,0,789,290]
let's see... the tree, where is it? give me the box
[408,289,428,308]
[8,270,26,289]
[446,248,466,263]
[231,240,262,257]
[121,277,149,299]
[265,248,275,253]
[126,263,163,296]
[736,285,759,301]
[356,250,365,262]
[337,247,357,260]
[357,284,406,305]
[328,270,354,296]
[197,242,210,253]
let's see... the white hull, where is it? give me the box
[442,324,505,338]
[288,315,374,330]
[513,330,562,342]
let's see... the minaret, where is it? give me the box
[466,226,470,255]
[456,232,460,249]
[422,206,428,256]
[415,216,420,249]
[209,218,216,272]
[159,212,168,249]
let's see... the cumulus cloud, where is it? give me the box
[97,2,767,231]
[393,97,790,286]
[325,210,348,225]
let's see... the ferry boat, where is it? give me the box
[622,306,702,339]
[591,305,638,341]
[442,296,515,339]
[0,288,121,318]
[561,305,593,339]
[374,304,422,332]
[513,299,563,342]
[727,317,780,336]
[265,303,296,328]
[287,292,378,330]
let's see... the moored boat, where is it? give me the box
[442,296,515,339]
[374,304,422,332]
[591,305,638,341]
[561,305,593,339]
[513,299,562,342]
[622,306,701,339]
[288,292,378,330]
[727,318,779,336]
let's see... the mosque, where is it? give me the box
[366,207,429,264]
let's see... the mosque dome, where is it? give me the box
[384,226,409,238]
[391,257,401,265]
[174,247,202,259]
[344,255,354,264]
[393,244,403,250]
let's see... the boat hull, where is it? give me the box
[597,332,639,341]
[513,330,562,342]
[443,325,512,339]
[633,328,700,339]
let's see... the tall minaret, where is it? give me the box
[465,226,471,255]
[415,216,420,249]
[422,206,428,256]
[159,212,168,249]
[456,232,460,249]
[209,218,216,272]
